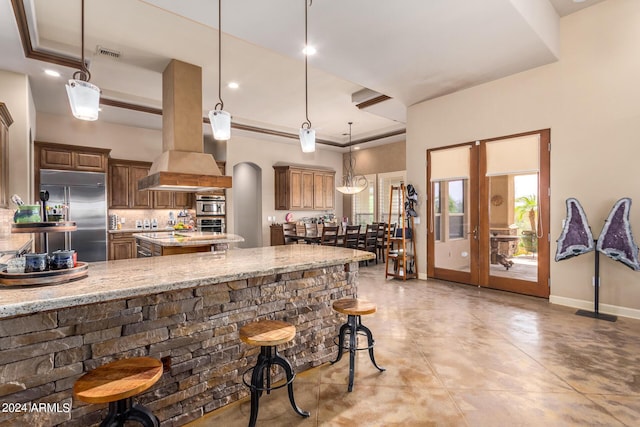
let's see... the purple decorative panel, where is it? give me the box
[555,198,594,261]
[596,198,640,271]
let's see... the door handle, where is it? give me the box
[467,226,478,240]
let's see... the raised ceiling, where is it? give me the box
[0,0,605,149]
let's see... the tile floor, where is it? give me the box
[187,263,640,426]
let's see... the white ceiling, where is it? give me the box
[0,0,605,149]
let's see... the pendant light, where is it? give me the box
[65,0,100,121]
[208,0,231,141]
[336,122,368,194]
[299,0,315,153]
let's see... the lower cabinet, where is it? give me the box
[108,232,136,260]
[136,239,211,257]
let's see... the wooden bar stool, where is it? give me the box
[240,319,310,427]
[331,298,385,392]
[73,357,163,427]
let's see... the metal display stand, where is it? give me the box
[575,240,617,322]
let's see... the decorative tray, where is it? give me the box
[0,262,88,286]
[11,221,77,233]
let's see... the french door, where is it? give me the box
[426,130,550,298]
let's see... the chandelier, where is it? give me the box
[336,122,368,194]
[299,0,315,152]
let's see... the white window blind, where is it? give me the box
[352,174,376,226]
[378,171,406,223]
[486,134,539,176]
[430,146,470,181]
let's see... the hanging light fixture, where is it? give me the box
[336,122,368,194]
[65,0,100,121]
[299,0,315,153]
[208,0,231,140]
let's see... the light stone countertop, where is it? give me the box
[0,245,374,319]
[134,231,244,247]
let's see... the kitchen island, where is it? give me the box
[134,231,244,257]
[0,244,374,426]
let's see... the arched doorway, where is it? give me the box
[233,162,262,248]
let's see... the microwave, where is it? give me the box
[197,217,225,233]
[196,195,225,216]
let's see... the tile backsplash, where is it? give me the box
[0,208,12,237]
[108,209,195,229]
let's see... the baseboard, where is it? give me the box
[549,295,640,320]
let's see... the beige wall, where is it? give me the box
[0,70,35,203]
[37,112,162,161]
[407,0,640,317]
[225,134,344,246]
[342,140,406,217]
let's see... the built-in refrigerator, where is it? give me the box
[40,170,107,262]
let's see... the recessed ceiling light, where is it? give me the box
[227,82,239,89]
[353,146,361,150]
[44,69,60,77]
[302,45,316,55]
[573,0,587,3]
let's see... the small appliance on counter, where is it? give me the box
[135,220,143,229]
[143,219,150,229]
[151,218,158,229]
[168,211,176,226]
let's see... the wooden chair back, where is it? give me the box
[304,222,317,237]
[320,225,339,246]
[283,222,298,244]
[343,225,361,249]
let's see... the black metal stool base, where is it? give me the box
[100,397,159,427]
[331,314,385,392]
[242,345,310,427]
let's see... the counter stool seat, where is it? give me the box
[73,356,163,427]
[331,298,385,392]
[240,320,310,427]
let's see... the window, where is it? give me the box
[448,180,465,239]
[352,174,376,226]
[378,171,406,223]
[432,179,468,241]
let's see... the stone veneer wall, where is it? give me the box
[0,262,357,426]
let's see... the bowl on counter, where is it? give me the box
[50,250,75,270]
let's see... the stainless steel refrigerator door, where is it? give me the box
[40,170,107,262]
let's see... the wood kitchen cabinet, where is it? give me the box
[273,165,335,211]
[0,103,12,209]
[35,142,110,172]
[108,232,136,260]
[108,159,153,209]
[108,159,193,209]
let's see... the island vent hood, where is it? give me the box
[138,59,232,192]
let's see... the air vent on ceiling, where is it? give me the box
[95,45,121,59]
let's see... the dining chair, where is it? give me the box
[358,224,379,265]
[343,225,361,249]
[304,222,317,237]
[283,222,298,244]
[320,225,339,246]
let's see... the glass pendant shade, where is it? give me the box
[209,110,231,140]
[65,79,100,121]
[336,175,368,194]
[299,128,316,153]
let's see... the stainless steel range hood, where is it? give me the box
[138,59,232,192]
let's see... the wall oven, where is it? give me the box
[197,217,225,233]
[196,195,225,216]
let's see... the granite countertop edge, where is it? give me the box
[0,245,374,319]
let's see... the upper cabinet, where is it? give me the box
[0,103,13,208]
[274,165,336,211]
[108,158,194,209]
[109,159,153,209]
[35,142,110,173]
